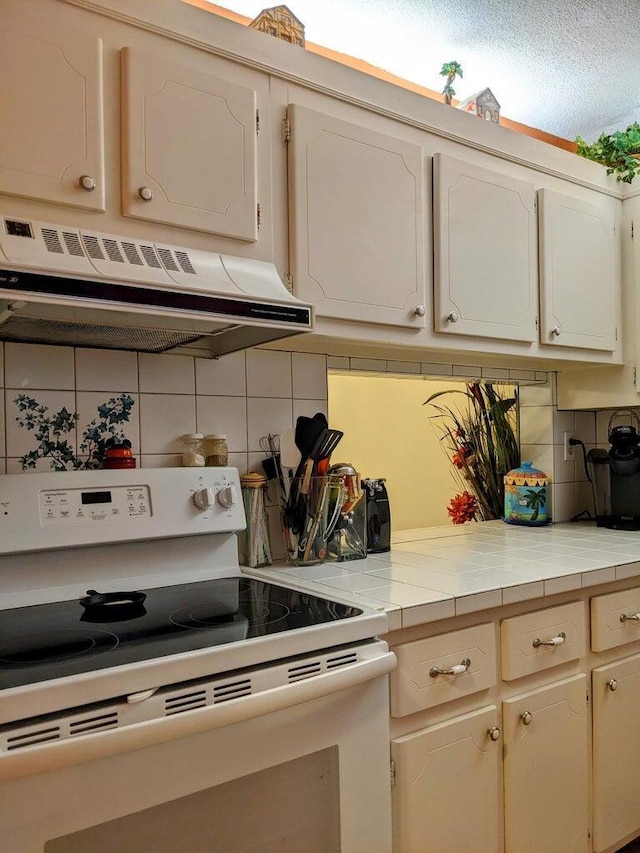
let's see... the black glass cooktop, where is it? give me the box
[0,578,362,691]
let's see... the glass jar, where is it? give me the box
[181,433,205,467]
[204,434,229,467]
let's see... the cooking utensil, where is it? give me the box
[80,589,147,609]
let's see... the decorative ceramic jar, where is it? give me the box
[503,461,550,526]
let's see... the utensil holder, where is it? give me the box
[281,475,344,566]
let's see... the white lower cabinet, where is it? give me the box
[391,705,502,853]
[592,652,640,852]
[502,674,589,853]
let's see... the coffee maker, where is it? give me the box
[362,478,391,553]
[588,410,640,530]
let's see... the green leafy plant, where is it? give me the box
[14,393,135,471]
[575,122,640,184]
[424,383,520,523]
[440,61,463,105]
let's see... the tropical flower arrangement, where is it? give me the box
[424,383,520,524]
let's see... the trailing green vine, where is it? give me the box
[14,393,135,471]
[575,122,640,184]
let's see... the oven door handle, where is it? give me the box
[0,646,396,782]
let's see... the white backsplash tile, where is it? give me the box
[519,384,554,407]
[574,410,596,445]
[551,482,575,523]
[519,406,553,445]
[75,349,138,392]
[5,389,77,462]
[140,454,183,468]
[247,397,293,452]
[139,393,196,454]
[246,350,292,398]
[196,395,248,452]
[138,353,195,395]
[293,399,327,423]
[552,442,576,483]
[195,351,246,396]
[519,444,553,477]
[553,409,576,443]
[5,343,74,390]
[292,353,327,400]
[75,391,140,455]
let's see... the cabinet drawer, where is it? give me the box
[591,587,640,651]
[501,601,586,681]
[390,623,496,717]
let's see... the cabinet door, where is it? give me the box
[503,674,589,853]
[288,104,426,328]
[121,48,258,241]
[434,153,537,342]
[592,653,640,852]
[539,188,617,351]
[0,26,105,211]
[391,705,501,853]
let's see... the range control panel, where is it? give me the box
[0,468,245,555]
[39,485,151,525]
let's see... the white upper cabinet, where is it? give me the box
[539,188,617,351]
[287,104,426,328]
[121,48,258,241]
[0,26,105,211]
[434,153,537,343]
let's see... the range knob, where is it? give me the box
[193,487,215,511]
[217,485,237,509]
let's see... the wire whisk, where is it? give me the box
[259,433,281,456]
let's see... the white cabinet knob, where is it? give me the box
[446,310,459,323]
[79,174,96,192]
[138,186,153,201]
[193,487,216,511]
[550,325,561,337]
[414,304,426,317]
[217,485,237,509]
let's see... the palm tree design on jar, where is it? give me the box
[504,462,550,526]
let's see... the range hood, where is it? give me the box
[0,216,313,358]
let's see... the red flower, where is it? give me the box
[447,491,479,525]
[452,449,467,469]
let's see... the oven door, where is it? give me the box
[1,641,394,853]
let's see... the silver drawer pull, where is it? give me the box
[533,631,566,648]
[487,726,501,741]
[429,657,471,677]
[607,679,618,692]
[620,612,640,622]
[520,710,533,726]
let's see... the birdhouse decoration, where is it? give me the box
[249,5,305,47]
[457,87,500,123]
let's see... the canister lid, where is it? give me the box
[504,461,549,485]
[182,433,204,440]
[205,434,227,440]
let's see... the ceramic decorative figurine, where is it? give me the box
[503,461,550,525]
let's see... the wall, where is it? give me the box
[0,341,622,550]
[328,374,475,530]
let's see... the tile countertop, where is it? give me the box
[242,521,640,633]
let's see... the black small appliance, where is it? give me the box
[588,410,640,530]
[362,478,391,553]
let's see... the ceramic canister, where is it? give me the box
[503,461,550,525]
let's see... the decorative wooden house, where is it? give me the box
[249,5,305,47]
[457,87,500,123]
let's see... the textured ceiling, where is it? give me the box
[221,0,640,141]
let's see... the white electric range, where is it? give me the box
[0,468,394,853]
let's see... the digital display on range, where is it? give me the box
[81,491,113,505]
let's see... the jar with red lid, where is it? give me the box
[102,439,136,469]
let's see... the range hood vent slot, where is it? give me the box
[0,316,208,352]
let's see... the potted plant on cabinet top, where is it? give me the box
[575,122,640,184]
